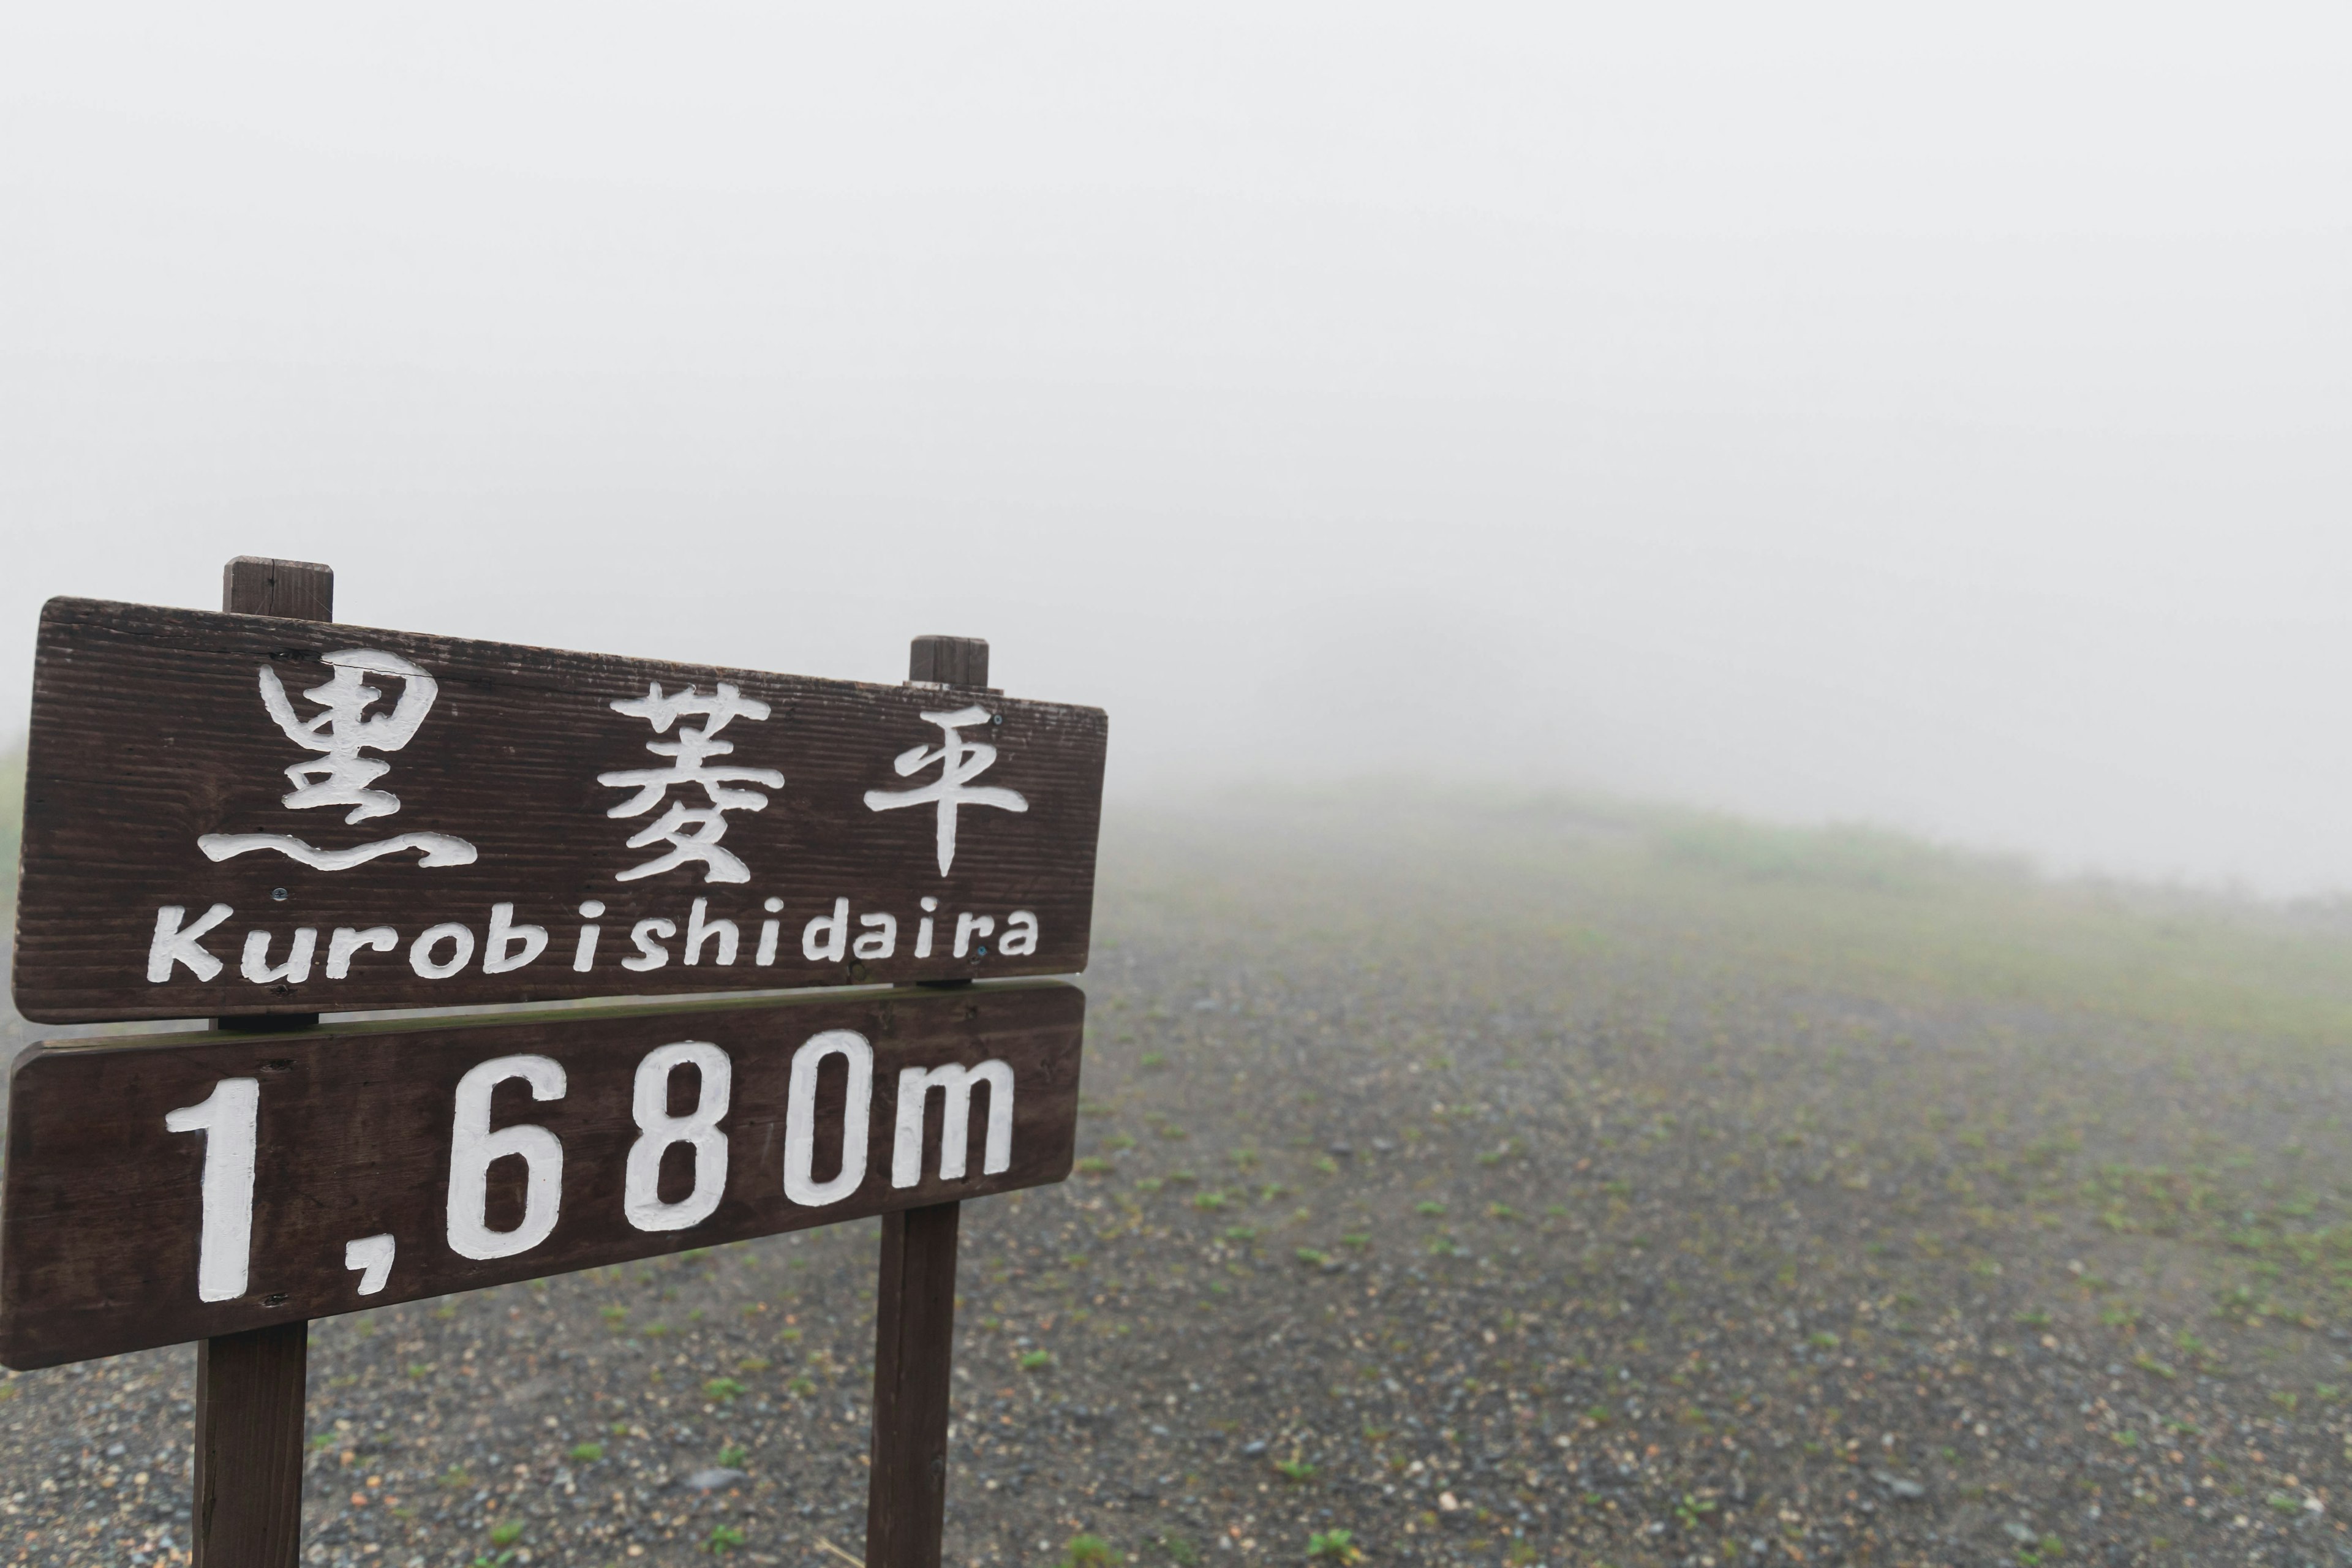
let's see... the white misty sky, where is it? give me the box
[3,3,2347,891]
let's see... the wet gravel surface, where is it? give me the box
[2,806,2350,1567]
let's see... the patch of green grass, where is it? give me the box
[1019,1349,1055,1370]
[568,1442,603,1463]
[706,1523,747,1553]
[1306,1529,1362,1563]
[488,1521,524,1548]
[1062,1534,1117,1568]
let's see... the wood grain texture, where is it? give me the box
[198,554,328,1568]
[867,1203,960,1567]
[867,633,986,1568]
[221,557,334,625]
[908,635,991,690]
[194,1322,307,1568]
[217,558,330,1037]
[0,980,1084,1368]
[13,598,1107,1022]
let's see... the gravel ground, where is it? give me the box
[3,801,2350,1568]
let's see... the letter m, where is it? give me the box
[891,1060,1014,1189]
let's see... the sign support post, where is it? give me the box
[196,556,335,1568]
[866,634,992,1567]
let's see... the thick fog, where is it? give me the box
[4,4,2346,892]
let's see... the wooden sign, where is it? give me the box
[0,979,1082,1368]
[12,598,1108,1023]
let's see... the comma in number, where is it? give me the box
[344,1234,396,1295]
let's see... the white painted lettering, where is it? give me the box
[410,922,476,979]
[483,902,548,974]
[447,1054,566,1259]
[624,1042,731,1232]
[915,895,938,959]
[862,706,1028,873]
[624,918,676,971]
[756,896,783,966]
[685,898,738,966]
[198,648,477,871]
[165,1078,258,1302]
[999,910,1039,956]
[239,927,318,985]
[783,1029,872,1207]
[891,1060,1014,1188]
[853,913,899,960]
[147,903,233,983]
[954,912,996,957]
[344,1233,395,1295]
[802,897,849,963]
[325,925,397,979]
[598,683,783,883]
[573,900,606,972]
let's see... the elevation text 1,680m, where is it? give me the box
[0,980,1082,1368]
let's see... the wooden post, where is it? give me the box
[865,635,988,1567]
[195,555,334,1568]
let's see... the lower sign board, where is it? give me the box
[0,979,1082,1369]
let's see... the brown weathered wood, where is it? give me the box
[0,979,1083,1368]
[867,1202,960,1566]
[867,634,990,1568]
[221,556,335,625]
[217,557,331,1036]
[197,557,328,1568]
[908,635,991,690]
[194,1321,307,1568]
[13,598,1108,1022]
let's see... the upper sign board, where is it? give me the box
[12,598,1108,1022]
